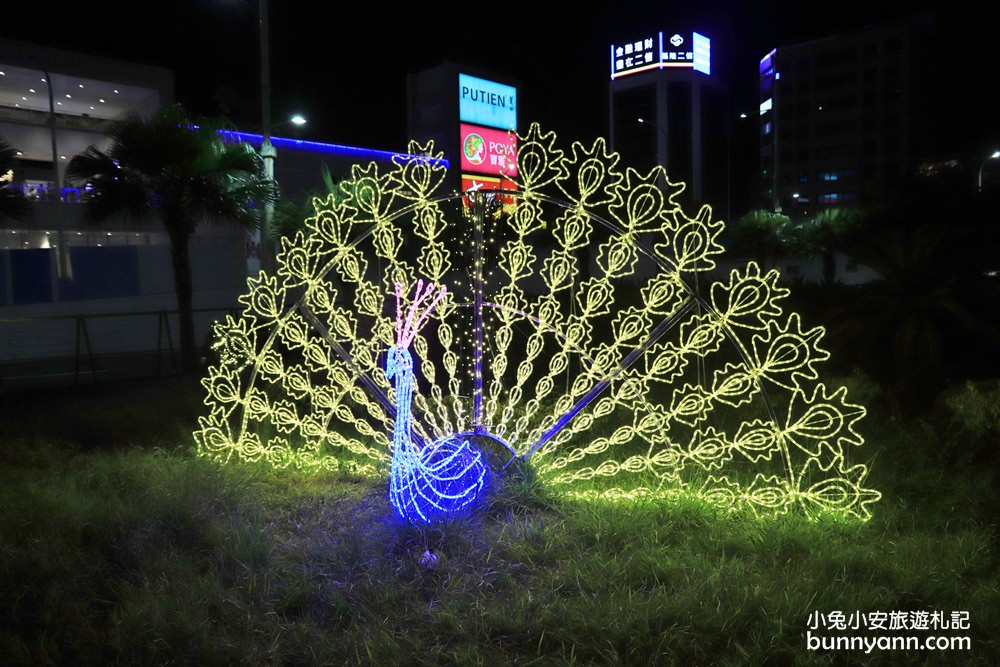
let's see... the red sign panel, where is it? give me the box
[461,174,518,215]
[460,123,518,177]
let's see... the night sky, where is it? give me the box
[3,0,998,153]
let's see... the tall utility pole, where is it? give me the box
[258,0,277,274]
[35,59,69,278]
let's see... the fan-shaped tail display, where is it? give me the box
[195,124,881,522]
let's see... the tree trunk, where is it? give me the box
[822,250,836,288]
[168,226,199,374]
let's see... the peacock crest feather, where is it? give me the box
[195,124,881,522]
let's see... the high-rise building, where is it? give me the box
[608,30,730,218]
[759,19,934,216]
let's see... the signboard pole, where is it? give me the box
[472,191,486,433]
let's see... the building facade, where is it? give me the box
[1,40,445,386]
[607,30,729,218]
[759,19,934,216]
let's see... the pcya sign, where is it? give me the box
[458,73,517,131]
[460,123,518,178]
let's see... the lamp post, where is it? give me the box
[978,150,1000,192]
[33,58,70,277]
[637,116,668,167]
[257,0,277,274]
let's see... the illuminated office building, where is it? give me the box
[759,19,934,215]
[607,30,730,218]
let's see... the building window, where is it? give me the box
[818,169,857,181]
[818,192,857,204]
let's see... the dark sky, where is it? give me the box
[3,0,998,153]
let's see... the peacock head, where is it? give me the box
[387,280,446,382]
[386,346,413,381]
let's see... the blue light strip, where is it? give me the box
[217,130,449,169]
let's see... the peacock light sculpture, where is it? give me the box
[386,280,487,524]
[195,124,881,523]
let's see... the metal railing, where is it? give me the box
[0,306,239,387]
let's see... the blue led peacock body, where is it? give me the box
[386,280,487,524]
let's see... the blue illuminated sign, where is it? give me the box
[611,31,712,79]
[459,74,517,131]
[693,32,711,75]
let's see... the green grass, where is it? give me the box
[1,377,998,665]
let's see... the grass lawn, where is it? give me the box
[1,376,998,665]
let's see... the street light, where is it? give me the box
[256,0,307,275]
[978,150,1000,192]
[637,116,668,143]
[637,116,668,184]
[258,0,277,274]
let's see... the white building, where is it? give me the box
[1,39,441,387]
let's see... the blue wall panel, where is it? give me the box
[10,249,52,305]
[59,246,140,301]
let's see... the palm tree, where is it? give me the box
[727,209,792,268]
[790,207,863,287]
[0,136,31,223]
[67,105,276,373]
[269,162,339,241]
[830,225,1000,408]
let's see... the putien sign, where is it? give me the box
[458,73,517,131]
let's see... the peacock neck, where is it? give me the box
[390,347,414,455]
